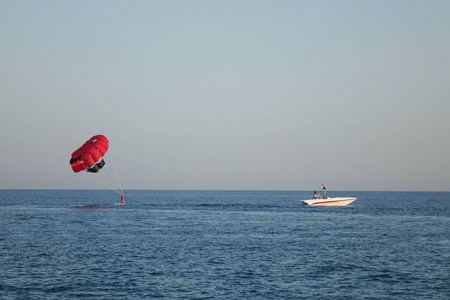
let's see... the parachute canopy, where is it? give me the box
[70,135,109,173]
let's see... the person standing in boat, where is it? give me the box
[313,191,318,199]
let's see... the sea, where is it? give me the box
[0,190,449,299]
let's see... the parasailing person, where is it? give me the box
[70,134,124,204]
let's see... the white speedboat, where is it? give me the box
[301,197,357,206]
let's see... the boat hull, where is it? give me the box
[301,197,357,206]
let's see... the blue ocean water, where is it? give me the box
[0,190,449,299]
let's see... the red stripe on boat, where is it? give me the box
[311,198,354,205]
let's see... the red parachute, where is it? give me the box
[70,135,109,173]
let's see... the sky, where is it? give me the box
[1,0,449,191]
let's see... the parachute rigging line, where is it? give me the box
[107,148,124,195]
[89,150,123,195]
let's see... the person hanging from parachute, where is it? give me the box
[70,134,125,204]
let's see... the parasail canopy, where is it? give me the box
[70,135,109,173]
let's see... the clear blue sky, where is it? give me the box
[1,0,449,191]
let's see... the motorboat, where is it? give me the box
[301,197,357,206]
[302,184,356,206]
